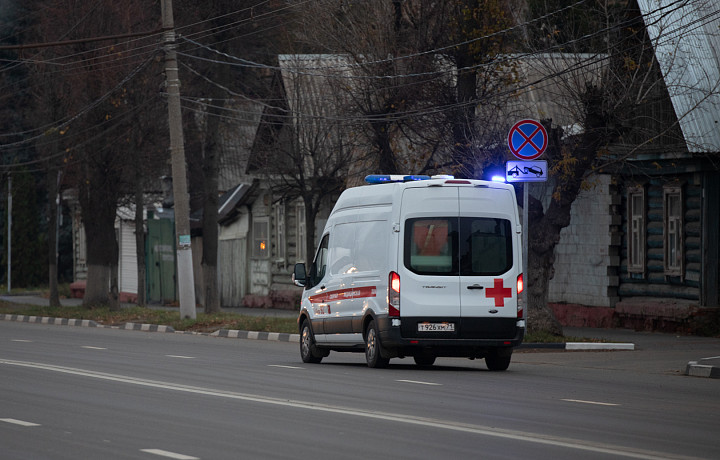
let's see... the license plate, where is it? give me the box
[418,322,455,332]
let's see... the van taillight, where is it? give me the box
[517,274,524,319]
[388,271,400,317]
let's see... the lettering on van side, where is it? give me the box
[309,286,377,305]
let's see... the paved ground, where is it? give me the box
[2,294,719,378]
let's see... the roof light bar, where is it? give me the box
[365,174,431,184]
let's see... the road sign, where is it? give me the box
[508,119,547,160]
[506,160,548,182]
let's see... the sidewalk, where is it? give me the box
[2,294,718,378]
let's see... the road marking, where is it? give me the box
[140,449,199,459]
[268,364,303,369]
[562,399,620,406]
[165,355,195,359]
[396,379,442,386]
[11,339,33,343]
[0,418,40,427]
[81,346,107,350]
[0,358,695,460]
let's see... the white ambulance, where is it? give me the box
[292,174,525,370]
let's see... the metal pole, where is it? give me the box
[523,183,528,317]
[7,175,11,293]
[161,0,196,319]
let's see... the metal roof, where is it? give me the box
[638,0,720,153]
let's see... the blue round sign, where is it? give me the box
[508,119,547,160]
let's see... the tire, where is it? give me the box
[365,320,390,368]
[300,319,323,364]
[413,355,436,367]
[485,348,512,371]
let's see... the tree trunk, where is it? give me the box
[46,167,61,308]
[201,97,221,313]
[81,197,119,308]
[525,89,608,335]
[452,44,477,178]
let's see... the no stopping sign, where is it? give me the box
[508,119,547,160]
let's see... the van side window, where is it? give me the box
[307,234,329,289]
[329,223,355,275]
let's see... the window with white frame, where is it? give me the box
[627,186,645,273]
[275,203,286,261]
[296,201,306,263]
[663,186,683,275]
[252,218,269,258]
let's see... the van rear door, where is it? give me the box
[398,187,461,324]
[458,187,518,322]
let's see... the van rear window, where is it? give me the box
[405,217,512,276]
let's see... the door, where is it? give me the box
[398,187,461,319]
[458,187,518,320]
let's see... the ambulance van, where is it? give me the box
[292,174,525,370]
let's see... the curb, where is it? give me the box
[685,358,720,379]
[519,342,635,351]
[212,329,300,343]
[1,314,100,328]
[4,314,638,350]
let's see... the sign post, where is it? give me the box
[507,119,548,318]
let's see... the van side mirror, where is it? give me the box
[292,263,307,287]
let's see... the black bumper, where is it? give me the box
[376,315,524,358]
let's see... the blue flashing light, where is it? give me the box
[403,175,430,181]
[365,174,431,184]
[365,175,393,184]
[491,175,507,183]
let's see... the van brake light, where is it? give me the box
[388,271,400,317]
[517,274,524,319]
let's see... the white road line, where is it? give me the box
[562,399,620,406]
[0,418,40,427]
[0,358,694,460]
[268,364,303,369]
[11,339,33,343]
[165,355,195,359]
[396,379,442,386]
[140,449,199,459]
[81,346,107,350]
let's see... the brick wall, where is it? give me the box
[547,175,619,307]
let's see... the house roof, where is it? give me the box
[638,0,720,153]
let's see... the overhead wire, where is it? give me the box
[2,0,715,166]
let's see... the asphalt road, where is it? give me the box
[1,320,719,459]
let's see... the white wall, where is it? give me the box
[547,175,616,307]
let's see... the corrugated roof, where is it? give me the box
[638,0,720,153]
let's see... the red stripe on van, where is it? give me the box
[309,286,377,304]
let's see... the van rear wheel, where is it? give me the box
[300,319,323,364]
[365,320,390,368]
[413,355,436,367]
[485,348,512,371]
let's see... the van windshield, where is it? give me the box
[405,217,512,276]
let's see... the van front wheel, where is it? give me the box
[365,320,390,368]
[300,320,323,364]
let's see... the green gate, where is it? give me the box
[146,218,177,304]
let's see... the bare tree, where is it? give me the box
[516,0,719,334]
[291,0,519,179]
[174,0,285,312]
[26,0,163,309]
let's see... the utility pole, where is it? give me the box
[161,0,196,319]
[7,174,11,293]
